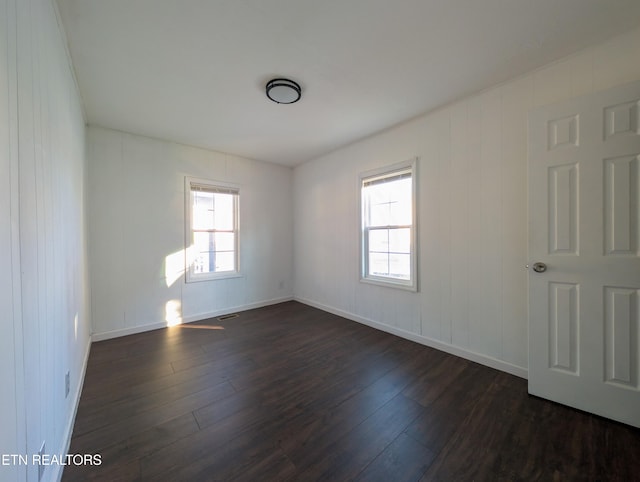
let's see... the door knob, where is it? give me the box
[532,262,547,273]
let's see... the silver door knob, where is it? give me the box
[532,262,547,273]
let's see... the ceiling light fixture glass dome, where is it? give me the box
[266,78,302,104]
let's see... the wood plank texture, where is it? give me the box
[63,301,639,481]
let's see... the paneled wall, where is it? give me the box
[0,1,21,480]
[87,127,293,339]
[0,0,91,481]
[293,26,640,376]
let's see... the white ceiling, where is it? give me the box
[56,0,640,166]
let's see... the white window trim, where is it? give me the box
[359,158,418,292]
[185,176,242,283]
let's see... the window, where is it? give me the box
[186,177,239,282]
[360,159,417,291]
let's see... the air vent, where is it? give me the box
[217,313,239,321]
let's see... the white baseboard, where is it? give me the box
[91,296,294,342]
[295,296,528,380]
[91,320,167,342]
[181,296,294,324]
[54,336,92,482]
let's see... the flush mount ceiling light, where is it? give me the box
[265,78,302,104]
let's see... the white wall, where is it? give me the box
[0,0,91,481]
[293,26,640,377]
[0,1,21,480]
[87,127,293,339]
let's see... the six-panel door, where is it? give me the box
[529,80,640,428]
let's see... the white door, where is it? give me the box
[529,80,640,428]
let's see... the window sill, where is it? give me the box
[360,277,418,292]
[186,272,243,283]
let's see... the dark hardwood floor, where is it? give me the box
[64,301,640,481]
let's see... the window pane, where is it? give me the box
[193,251,212,274]
[369,228,410,254]
[388,228,410,253]
[191,233,236,273]
[366,184,390,226]
[193,231,213,251]
[363,176,412,227]
[368,201,389,226]
[389,254,410,280]
[368,229,389,252]
[388,178,412,225]
[192,250,236,274]
[367,227,411,280]
[192,192,214,230]
[213,193,235,230]
[369,252,389,276]
[214,251,235,272]
[214,232,235,252]
[192,191,235,231]
[193,232,236,254]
